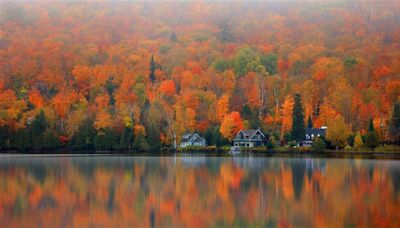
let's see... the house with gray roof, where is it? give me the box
[302,126,327,146]
[232,128,267,148]
[179,133,207,148]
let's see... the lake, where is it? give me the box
[0,154,399,227]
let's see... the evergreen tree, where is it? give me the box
[311,137,326,152]
[105,78,117,106]
[290,93,305,143]
[241,105,259,129]
[217,19,234,42]
[120,126,134,150]
[69,119,96,150]
[149,54,156,83]
[13,128,31,151]
[368,118,375,131]
[389,102,400,144]
[307,115,313,128]
[0,126,10,150]
[94,128,119,151]
[204,125,229,147]
[42,129,62,150]
[145,125,161,151]
[365,118,379,150]
[133,131,149,151]
[170,32,178,42]
[31,110,47,150]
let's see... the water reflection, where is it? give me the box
[0,155,399,227]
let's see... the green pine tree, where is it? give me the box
[69,119,96,150]
[133,131,149,151]
[291,93,305,143]
[31,110,47,150]
[149,54,156,83]
[94,128,119,151]
[42,129,61,150]
[146,125,161,151]
[204,125,229,147]
[368,118,375,131]
[170,32,178,42]
[365,118,379,150]
[14,128,31,151]
[120,126,134,150]
[0,126,10,150]
[307,115,313,128]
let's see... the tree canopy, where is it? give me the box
[0,1,399,150]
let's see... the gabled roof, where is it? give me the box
[193,136,206,143]
[181,133,206,143]
[181,133,195,143]
[305,128,327,136]
[233,128,266,141]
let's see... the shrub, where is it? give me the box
[288,140,297,148]
[365,131,379,150]
[311,137,326,152]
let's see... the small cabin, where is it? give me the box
[232,129,267,148]
[179,133,207,148]
[302,127,327,147]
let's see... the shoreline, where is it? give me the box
[1,149,400,160]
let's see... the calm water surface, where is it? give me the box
[0,155,399,227]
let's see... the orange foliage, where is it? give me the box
[51,91,78,120]
[28,90,45,109]
[216,95,230,123]
[314,104,339,128]
[280,95,294,137]
[94,110,113,130]
[373,65,391,80]
[220,111,244,139]
[134,124,146,136]
[159,80,176,97]
[0,1,399,143]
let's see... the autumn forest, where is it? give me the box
[1,1,400,151]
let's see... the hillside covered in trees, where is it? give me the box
[0,1,400,151]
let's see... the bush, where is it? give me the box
[267,136,277,149]
[266,141,274,150]
[288,140,297,148]
[311,137,326,152]
[365,131,380,150]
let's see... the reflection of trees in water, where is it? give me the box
[390,167,400,196]
[0,156,399,227]
[291,160,306,200]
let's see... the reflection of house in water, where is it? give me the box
[174,155,207,167]
[232,156,268,171]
